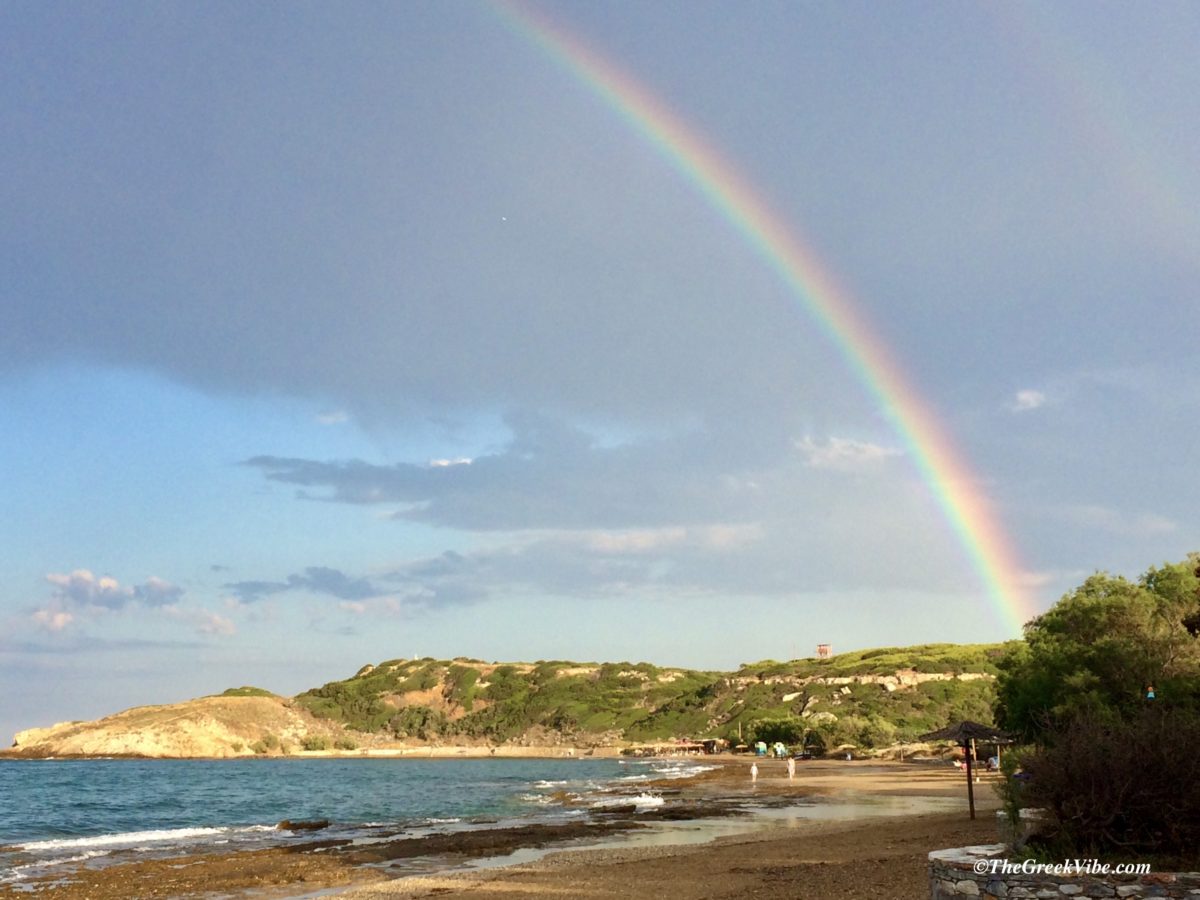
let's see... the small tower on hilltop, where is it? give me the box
[816,643,832,660]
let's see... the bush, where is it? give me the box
[249,733,281,754]
[220,686,276,698]
[1020,707,1200,867]
[334,737,358,751]
[300,735,331,751]
[749,716,805,746]
[389,706,447,740]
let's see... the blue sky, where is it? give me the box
[2,1,1198,741]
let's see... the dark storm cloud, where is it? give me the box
[0,6,836,434]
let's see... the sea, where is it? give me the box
[0,756,708,888]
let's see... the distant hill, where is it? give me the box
[6,692,340,758]
[6,643,1010,759]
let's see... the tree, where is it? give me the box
[749,716,805,746]
[995,555,1200,741]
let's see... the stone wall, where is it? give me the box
[930,844,1200,899]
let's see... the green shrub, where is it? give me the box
[1021,707,1200,867]
[748,716,805,745]
[250,734,279,755]
[287,644,1011,747]
[389,706,447,740]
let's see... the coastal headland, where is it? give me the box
[5,644,1003,760]
[0,756,1000,899]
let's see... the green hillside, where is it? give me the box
[295,642,1009,751]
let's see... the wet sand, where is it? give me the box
[335,758,1002,900]
[0,757,1000,899]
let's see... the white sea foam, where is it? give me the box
[590,792,664,809]
[646,761,716,779]
[21,826,234,852]
[1,849,122,884]
[31,849,109,868]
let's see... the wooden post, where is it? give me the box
[964,740,976,819]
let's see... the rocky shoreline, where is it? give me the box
[0,781,747,899]
[0,757,995,899]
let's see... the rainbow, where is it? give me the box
[489,1,1034,633]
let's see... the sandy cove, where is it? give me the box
[0,757,1001,900]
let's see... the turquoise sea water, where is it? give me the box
[0,757,700,886]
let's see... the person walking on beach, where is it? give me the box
[750,762,758,782]
[787,756,795,780]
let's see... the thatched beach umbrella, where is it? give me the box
[919,721,1012,819]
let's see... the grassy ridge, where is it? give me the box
[294,643,1007,749]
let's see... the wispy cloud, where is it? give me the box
[0,635,205,656]
[162,606,236,636]
[244,412,767,532]
[795,436,901,470]
[242,410,975,603]
[1009,389,1047,412]
[225,566,389,604]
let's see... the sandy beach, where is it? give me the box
[0,756,1001,899]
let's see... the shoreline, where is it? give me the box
[0,744,631,761]
[329,757,1002,900]
[0,756,1001,899]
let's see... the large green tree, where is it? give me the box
[995,555,1200,740]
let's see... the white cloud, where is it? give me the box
[429,457,473,468]
[796,436,901,470]
[579,525,762,554]
[162,606,237,637]
[29,570,231,637]
[582,527,688,554]
[316,410,349,425]
[1010,389,1047,412]
[31,609,74,632]
[45,569,131,609]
